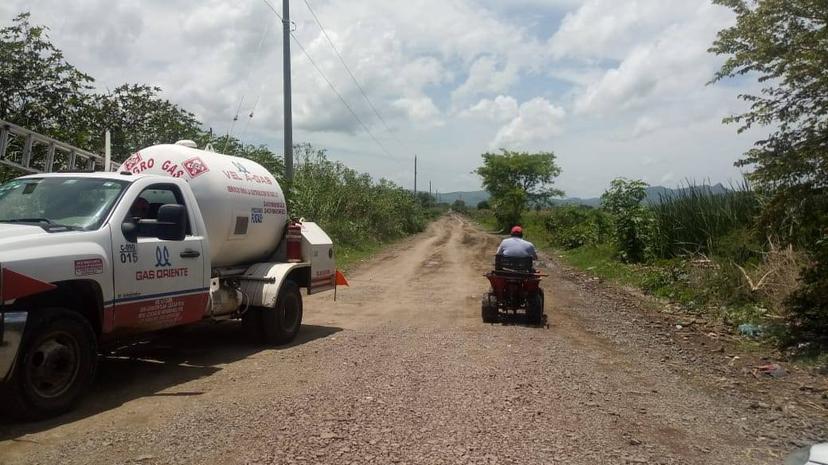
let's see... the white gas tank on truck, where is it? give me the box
[0,140,339,420]
[122,142,288,267]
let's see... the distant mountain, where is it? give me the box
[553,183,731,207]
[440,183,731,208]
[436,190,490,206]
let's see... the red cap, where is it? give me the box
[511,226,523,235]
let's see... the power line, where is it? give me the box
[302,0,398,139]
[261,0,397,160]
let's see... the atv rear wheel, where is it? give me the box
[526,290,544,326]
[481,293,499,323]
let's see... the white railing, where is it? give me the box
[0,119,113,174]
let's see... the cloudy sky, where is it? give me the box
[1,0,764,197]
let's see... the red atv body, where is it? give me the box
[482,255,546,325]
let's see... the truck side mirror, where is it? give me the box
[155,204,187,241]
[122,219,138,243]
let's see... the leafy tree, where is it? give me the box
[0,12,285,176]
[0,12,95,144]
[601,178,652,262]
[415,191,436,209]
[710,0,828,352]
[710,0,827,244]
[476,200,490,210]
[475,149,563,229]
[0,12,99,180]
[93,84,202,160]
[451,199,468,213]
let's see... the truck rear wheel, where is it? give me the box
[262,280,303,345]
[3,308,97,419]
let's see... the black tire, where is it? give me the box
[261,280,303,345]
[526,290,544,326]
[481,293,499,323]
[3,308,97,420]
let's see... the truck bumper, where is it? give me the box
[0,312,27,382]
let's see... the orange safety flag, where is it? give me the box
[335,269,349,286]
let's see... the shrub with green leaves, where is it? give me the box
[601,178,653,263]
[287,144,430,248]
[782,236,828,354]
[542,205,611,249]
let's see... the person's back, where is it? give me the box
[496,226,537,259]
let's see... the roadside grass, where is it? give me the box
[469,209,787,341]
[558,244,644,288]
[336,242,384,272]
[468,209,499,232]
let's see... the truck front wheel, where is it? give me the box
[4,308,97,419]
[262,280,303,345]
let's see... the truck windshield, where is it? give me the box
[0,177,129,231]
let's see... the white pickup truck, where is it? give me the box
[0,142,336,418]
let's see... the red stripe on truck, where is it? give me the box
[2,268,57,302]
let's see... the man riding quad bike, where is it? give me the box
[482,226,546,325]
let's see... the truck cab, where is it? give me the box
[0,157,335,419]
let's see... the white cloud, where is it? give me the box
[571,2,734,116]
[491,98,566,149]
[0,0,764,196]
[459,96,519,122]
[451,56,520,106]
[549,0,703,60]
[392,97,442,125]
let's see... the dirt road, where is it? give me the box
[1,214,825,464]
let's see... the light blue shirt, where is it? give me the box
[496,237,537,259]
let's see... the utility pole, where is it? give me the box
[429,180,432,198]
[283,0,294,181]
[414,155,418,194]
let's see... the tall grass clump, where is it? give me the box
[650,181,760,259]
[287,144,432,248]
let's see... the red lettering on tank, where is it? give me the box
[129,157,155,174]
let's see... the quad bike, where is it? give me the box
[482,255,546,325]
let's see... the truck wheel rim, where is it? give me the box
[26,331,81,399]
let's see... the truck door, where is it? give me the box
[110,183,208,333]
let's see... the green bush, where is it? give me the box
[601,179,653,263]
[542,205,612,249]
[782,234,828,354]
[288,144,431,248]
